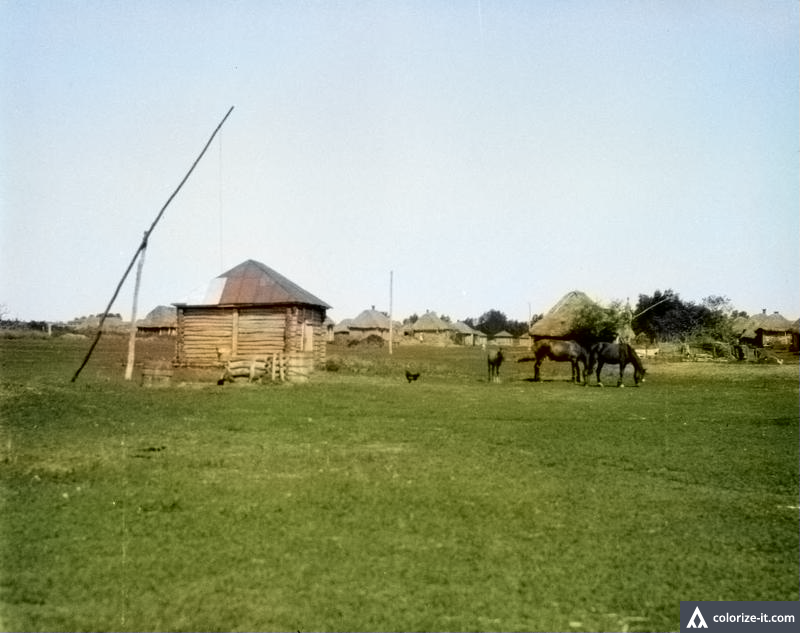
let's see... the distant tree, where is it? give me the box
[404,313,419,325]
[465,310,532,338]
[633,290,740,342]
[571,301,624,346]
[633,290,690,342]
[698,295,737,342]
[473,310,510,337]
[506,319,530,338]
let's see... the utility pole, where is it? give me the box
[388,270,393,355]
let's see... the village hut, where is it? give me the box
[137,305,177,336]
[452,321,481,346]
[323,316,335,342]
[529,290,599,343]
[492,330,516,347]
[732,310,795,348]
[173,259,331,368]
[349,308,392,342]
[332,319,353,345]
[411,311,454,346]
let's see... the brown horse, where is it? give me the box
[587,342,646,387]
[518,340,588,384]
[487,348,504,382]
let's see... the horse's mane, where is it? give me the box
[624,343,644,371]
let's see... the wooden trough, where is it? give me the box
[141,362,174,387]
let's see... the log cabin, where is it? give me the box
[173,259,331,369]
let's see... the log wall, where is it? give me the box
[175,305,327,368]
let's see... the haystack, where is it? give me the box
[529,290,598,340]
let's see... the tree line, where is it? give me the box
[564,290,749,346]
[464,290,756,344]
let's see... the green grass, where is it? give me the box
[0,337,798,631]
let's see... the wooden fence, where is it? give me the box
[220,353,287,383]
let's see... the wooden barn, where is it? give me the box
[173,259,331,368]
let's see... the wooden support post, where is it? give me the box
[231,309,239,357]
[125,236,147,381]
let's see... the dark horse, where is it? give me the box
[518,340,588,384]
[588,342,646,387]
[487,348,504,382]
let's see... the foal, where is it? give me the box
[487,349,504,382]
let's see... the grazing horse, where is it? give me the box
[518,339,588,384]
[487,348,504,382]
[588,342,646,387]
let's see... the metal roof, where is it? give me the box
[175,259,331,309]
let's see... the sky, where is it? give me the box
[1,0,798,325]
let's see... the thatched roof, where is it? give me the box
[452,321,479,335]
[732,311,794,338]
[412,312,452,332]
[350,308,391,331]
[138,305,177,327]
[530,290,598,338]
[333,318,353,334]
[175,259,331,309]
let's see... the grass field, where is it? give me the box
[1,336,798,632]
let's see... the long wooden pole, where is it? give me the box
[124,235,148,381]
[71,106,234,382]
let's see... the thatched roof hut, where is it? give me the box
[410,311,453,346]
[332,318,353,345]
[732,310,795,347]
[349,308,392,342]
[137,305,177,336]
[530,290,598,340]
[452,321,481,346]
[492,330,515,347]
[173,259,330,368]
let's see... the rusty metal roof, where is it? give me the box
[175,259,331,309]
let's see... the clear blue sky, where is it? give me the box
[2,1,798,324]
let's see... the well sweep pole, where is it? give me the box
[71,106,234,382]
